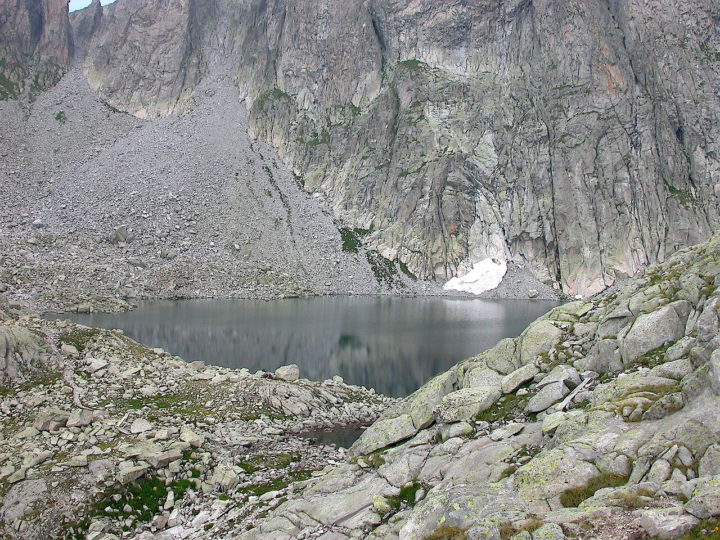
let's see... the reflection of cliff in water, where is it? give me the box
[64,297,557,397]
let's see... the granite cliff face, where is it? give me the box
[2,0,720,296]
[0,0,72,99]
[247,0,720,296]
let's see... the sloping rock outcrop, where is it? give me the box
[243,234,720,539]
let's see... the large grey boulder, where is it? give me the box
[483,338,520,375]
[526,382,570,413]
[519,321,564,365]
[464,367,503,388]
[700,445,720,477]
[435,386,502,424]
[501,364,539,394]
[402,370,457,429]
[350,414,417,456]
[620,301,692,364]
[685,476,720,519]
[639,507,699,539]
[33,409,70,432]
[537,365,581,390]
[275,364,300,382]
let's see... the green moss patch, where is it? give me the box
[559,474,628,508]
[64,474,194,537]
[237,453,299,473]
[238,469,314,498]
[476,383,536,423]
[58,328,102,353]
[399,260,417,280]
[397,59,429,70]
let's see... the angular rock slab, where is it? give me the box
[350,414,417,456]
[435,386,502,424]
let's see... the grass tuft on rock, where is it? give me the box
[559,473,628,508]
[424,526,469,540]
[237,453,299,473]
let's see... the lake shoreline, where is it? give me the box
[53,296,560,398]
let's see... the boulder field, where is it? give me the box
[0,297,392,539]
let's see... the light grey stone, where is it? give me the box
[350,414,417,456]
[526,382,570,413]
[640,507,699,539]
[502,364,539,394]
[435,386,502,424]
[275,364,300,381]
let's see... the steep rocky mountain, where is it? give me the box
[0,0,72,99]
[2,0,718,298]
[70,0,720,296]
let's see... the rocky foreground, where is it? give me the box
[0,298,392,539]
[245,235,720,540]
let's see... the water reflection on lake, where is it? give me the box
[62,297,557,397]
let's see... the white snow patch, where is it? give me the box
[443,258,507,295]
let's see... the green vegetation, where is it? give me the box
[397,59,429,70]
[356,449,386,469]
[237,453,298,473]
[339,227,370,253]
[677,517,720,539]
[398,161,430,178]
[380,482,429,515]
[366,250,405,288]
[0,70,18,99]
[254,87,293,110]
[55,110,67,124]
[102,100,122,114]
[399,260,417,280]
[305,128,330,147]
[475,383,536,423]
[664,178,696,207]
[58,328,102,353]
[66,475,195,537]
[559,473,628,507]
[625,343,673,371]
[238,469,314,498]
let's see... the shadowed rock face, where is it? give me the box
[0,0,72,98]
[83,0,205,119]
[6,0,720,295]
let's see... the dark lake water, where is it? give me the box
[60,297,557,397]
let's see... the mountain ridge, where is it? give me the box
[2,0,720,298]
